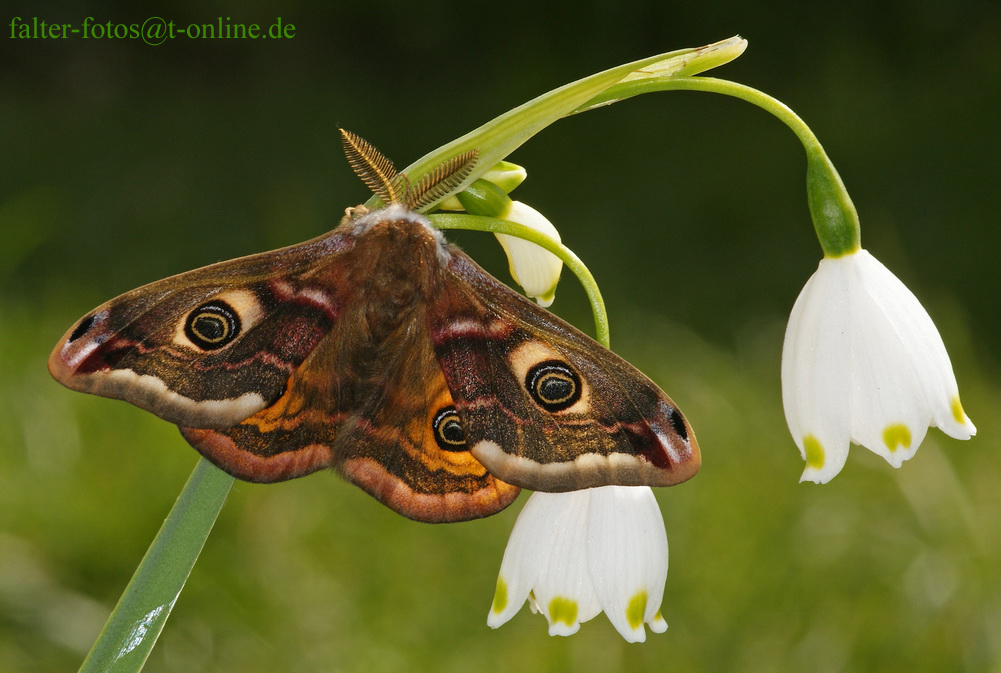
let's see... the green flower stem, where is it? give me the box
[79,459,234,673]
[577,76,862,257]
[430,213,611,349]
[365,37,747,212]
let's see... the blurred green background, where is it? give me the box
[2,1,999,671]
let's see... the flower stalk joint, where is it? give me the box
[806,149,861,257]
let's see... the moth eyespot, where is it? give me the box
[68,314,97,342]
[432,406,467,451]
[184,301,241,351]
[526,360,581,412]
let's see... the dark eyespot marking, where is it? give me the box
[184,301,240,350]
[526,360,581,412]
[432,406,467,451]
[668,406,688,441]
[69,314,96,342]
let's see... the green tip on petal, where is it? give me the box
[951,396,967,425]
[803,434,825,469]
[492,577,508,614]
[626,591,648,630]
[882,423,912,453]
[548,596,579,626]
[533,287,557,308]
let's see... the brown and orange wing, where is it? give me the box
[181,306,519,523]
[429,250,701,493]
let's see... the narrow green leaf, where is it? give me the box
[366,36,747,212]
[78,459,234,673]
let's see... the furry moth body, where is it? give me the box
[49,142,700,523]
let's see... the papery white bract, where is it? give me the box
[488,486,669,642]
[494,200,563,307]
[781,248,976,483]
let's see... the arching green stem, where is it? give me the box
[430,213,611,349]
[577,76,861,257]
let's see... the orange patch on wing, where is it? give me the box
[342,457,519,523]
[411,385,454,450]
[238,384,310,434]
[375,369,483,476]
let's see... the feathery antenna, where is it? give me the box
[339,128,478,211]
[406,149,479,211]
[339,129,405,205]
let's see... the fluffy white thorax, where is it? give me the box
[349,203,450,265]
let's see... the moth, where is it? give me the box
[48,131,700,523]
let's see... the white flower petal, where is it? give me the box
[529,492,600,636]
[494,201,563,307]
[854,251,976,440]
[487,493,556,629]
[586,486,668,643]
[845,263,928,466]
[781,248,975,482]
[782,255,852,483]
[488,487,671,642]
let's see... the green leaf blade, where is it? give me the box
[78,459,234,673]
[366,36,747,212]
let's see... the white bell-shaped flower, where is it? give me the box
[487,486,669,642]
[494,200,563,307]
[781,248,976,483]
